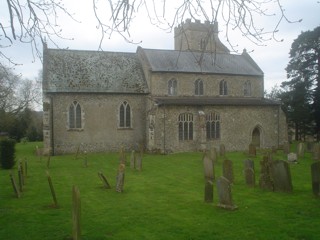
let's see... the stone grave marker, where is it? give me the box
[249,143,256,157]
[119,147,127,165]
[216,176,237,210]
[209,146,218,164]
[46,171,58,207]
[244,159,254,171]
[130,150,135,169]
[259,156,273,191]
[220,144,226,157]
[222,159,234,184]
[136,154,142,171]
[271,160,293,193]
[287,153,298,163]
[244,168,255,187]
[98,172,111,189]
[18,166,23,192]
[312,144,320,161]
[10,173,20,198]
[72,185,81,240]
[203,154,214,182]
[306,142,314,152]
[204,180,213,203]
[311,161,320,197]
[116,164,125,192]
[297,142,305,158]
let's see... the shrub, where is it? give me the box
[0,138,16,169]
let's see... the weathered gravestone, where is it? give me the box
[98,172,111,189]
[216,176,237,210]
[203,153,214,182]
[249,143,256,157]
[259,155,273,191]
[130,150,135,169]
[119,147,127,165]
[116,164,125,192]
[222,159,234,184]
[9,173,20,198]
[72,185,81,240]
[46,171,58,207]
[244,168,255,187]
[244,159,254,171]
[271,160,293,193]
[311,162,320,197]
[297,142,305,158]
[306,142,314,153]
[220,144,226,157]
[204,180,213,203]
[136,154,142,171]
[209,146,218,164]
[312,144,320,161]
[287,153,298,163]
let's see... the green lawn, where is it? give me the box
[0,142,319,240]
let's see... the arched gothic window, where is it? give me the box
[178,113,193,141]
[168,79,177,96]
[195,79,204,96]
[206,112,220,139]
[69,101,82,129]
[219,80,228,96]
[244,80,251,96]
[119,101,131,128]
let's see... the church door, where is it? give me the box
[252,127,260,148]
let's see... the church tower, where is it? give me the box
[174,19,230,54]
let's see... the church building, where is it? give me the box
[42,19,287,155]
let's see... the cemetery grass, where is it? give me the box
[0,143,319,240]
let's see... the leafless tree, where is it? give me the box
[1,0,302,65]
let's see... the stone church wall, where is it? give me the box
[47,93,146,155]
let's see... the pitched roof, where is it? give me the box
[43,49,148,93]
[153,96,280,106]
[138,47,263,76]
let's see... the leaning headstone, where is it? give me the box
[220,144,226,157]
[259,156,273,191]
[312,144,320,161]
[244,159,254,171]
[10,173,20,198]
[130,150,136,169]
[297,142,305,158]
[287,152,298,163]
[249,143,256,157]
[136,154,142,171]
[204,180,213,203]
[222,159,234,184]
[72,185,81,240]
[203,154,214,182]
[216,176,237,210]
[271,160,293,193]
[116,164,125,192]
[98,172,111,189]
[311,162,320,197]
[46,171,58,207]
[244,168,255,187]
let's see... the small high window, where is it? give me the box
[178,113,193,141]
[69,101,82,129]
[244,80,251,96]
[206,112,220,140]
[219,80,228,96]
[119,101,131,128]
[168,79,177,96]
[195,79,204,96]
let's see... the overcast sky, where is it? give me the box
[1,0,320,92]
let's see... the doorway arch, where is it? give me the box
[252,126,261,148]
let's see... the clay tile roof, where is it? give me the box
[43,49,148,94]
[139,48,263,76]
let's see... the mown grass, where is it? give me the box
[0,142,319,240]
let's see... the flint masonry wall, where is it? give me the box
[48,93,146,155]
